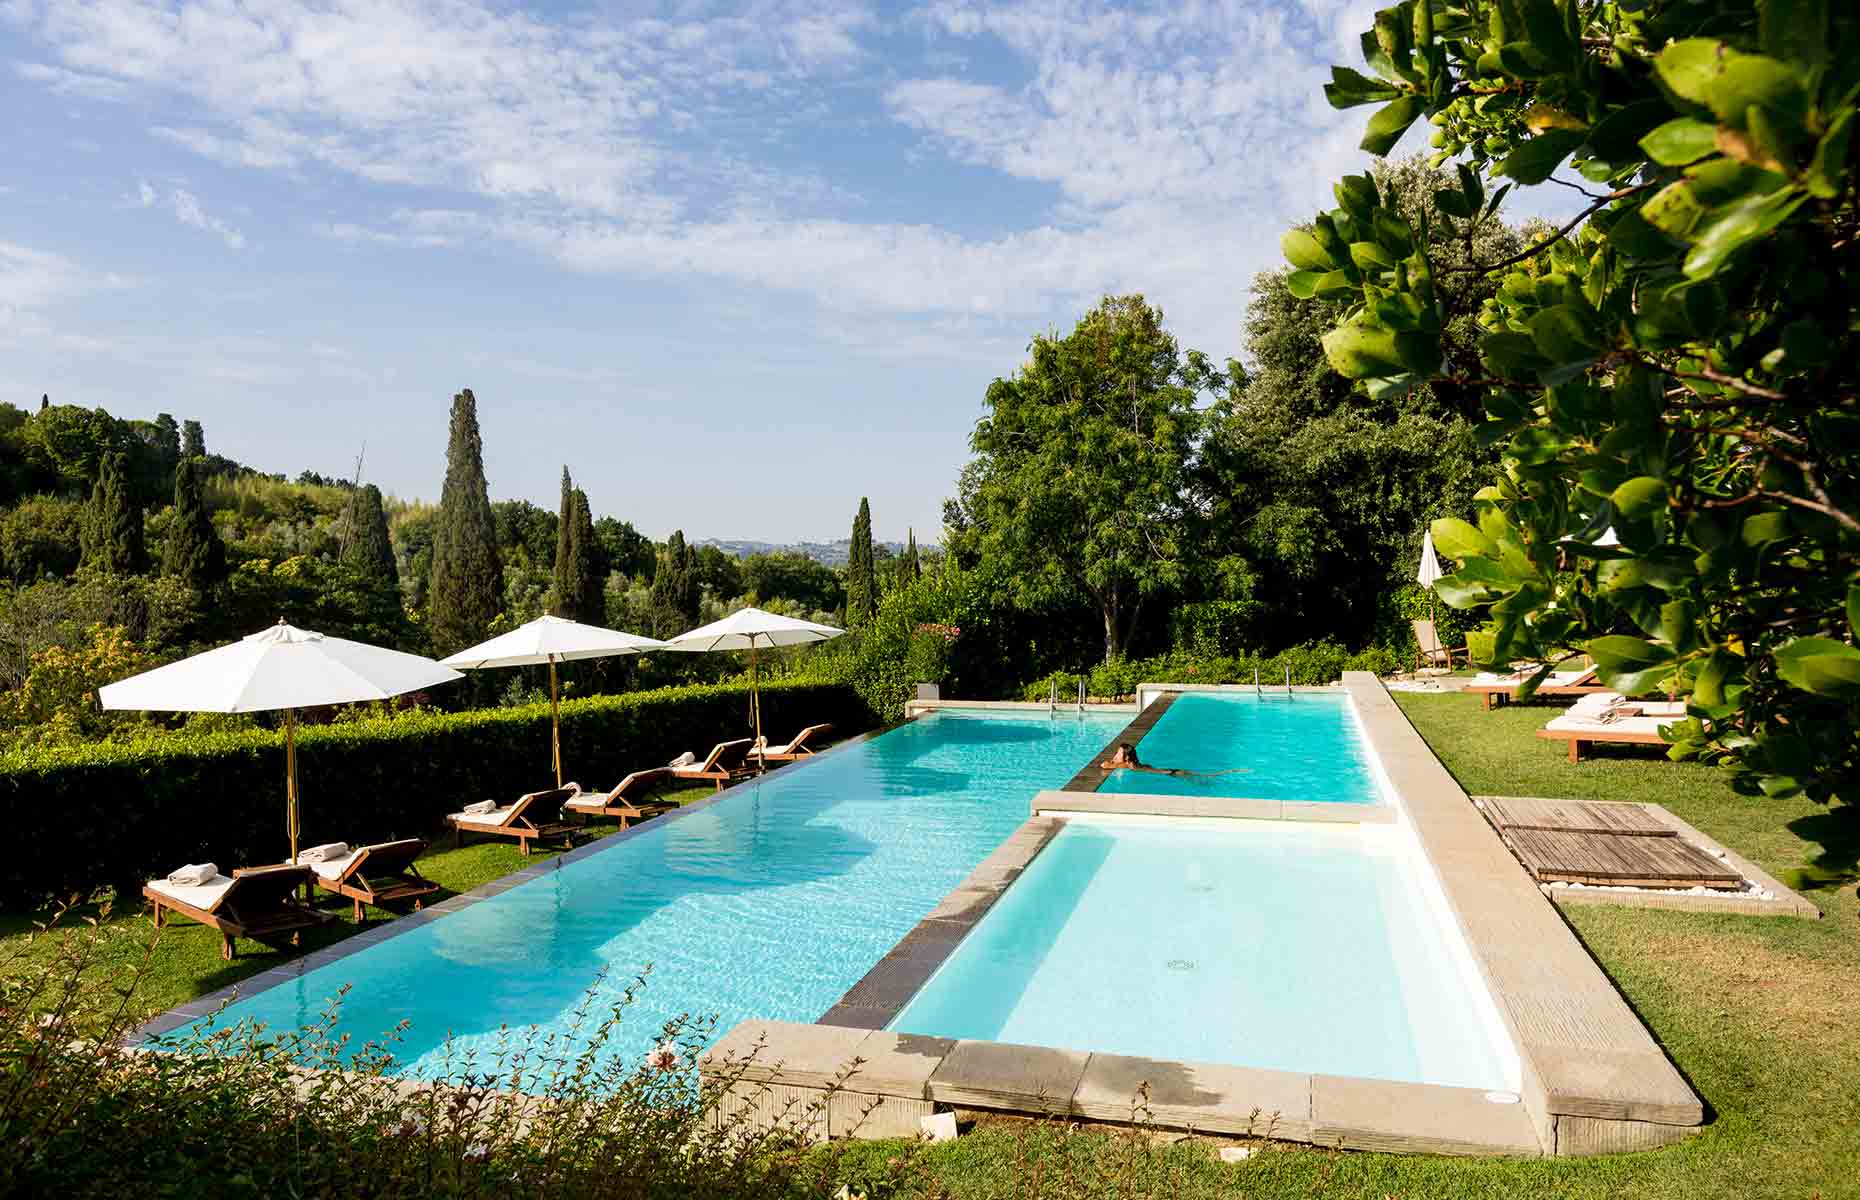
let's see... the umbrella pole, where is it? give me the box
[285,707,299,864]
[549,655,562,789]
[750,640,764,772]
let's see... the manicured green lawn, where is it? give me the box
[847,692,1859,1198]
[0,784,716,1016]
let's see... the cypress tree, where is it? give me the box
[152,413,181,492]
[162,457,226,589]
[650,530,698,636]
[340,483,399,587]
[551,466,575,617]
[847,497,876,626]
[181,419,206,460]
[572,488,605,624]
[427,389,503,655]
[82,451,147,574]
[903,528,920,581]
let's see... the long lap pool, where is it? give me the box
[1098,691,1380,802]
[167,710,1125,1077]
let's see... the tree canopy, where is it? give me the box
[1305,0,1860,803]
[161,458,226,592]
[951,294,1223,662]
[426,389,503,656]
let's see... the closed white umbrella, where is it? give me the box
[441,615,666,787]
[1417,529,1444,622]
[99,622,463,861]
[659,607,844,767]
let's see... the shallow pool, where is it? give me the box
[1097,692,1380,802]
[889,818,1515,1089]
[168,710,1125,1079]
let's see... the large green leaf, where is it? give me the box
[1528,305,1603,364]
[1430,516,1494,560]
[1360,94,1424,156]
[1640,118,1718,166]
[1326,66,1403,109]
[1320,318,1439,379]
[1589,634,1674,672]
[1282,229,1336,271]
[1497,128,1586,184]
[1655,40,1806,129]
[1611,476,1669,519]
[1684,187,1809,278]
[1773,637,1860,696]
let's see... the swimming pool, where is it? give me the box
[889,817,1516,1090]
[1097,692,1380,802]
[167,710,1126,1079]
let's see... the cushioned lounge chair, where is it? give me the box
[670,739,754,791]
[143,863,327,960]
[1466,664,1609,711]
[446,787,578,855]
[564,768,678,826]
[309,839,439,922]
[1536,693,1689,762]
[753,723,832,763]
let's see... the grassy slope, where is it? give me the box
[0,785,715,1015]
[858,693,1860,1199]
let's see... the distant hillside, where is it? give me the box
[697,537,933,568]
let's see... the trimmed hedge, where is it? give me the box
[0,680,871,907]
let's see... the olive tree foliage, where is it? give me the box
[950,295,1224,663]
[1301,0,1859,803]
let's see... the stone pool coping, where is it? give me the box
[1033,788,1397,823]
[130,721,897,1044]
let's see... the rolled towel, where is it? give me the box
[299,841,349,864]
[669,751,698,768]
[462,799,498,816]
[168,863,217,886]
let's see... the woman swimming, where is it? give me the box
[1099,741,1253,778]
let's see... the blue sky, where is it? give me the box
[1,0,1419,543]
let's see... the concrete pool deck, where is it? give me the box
[710,676,1705,1157]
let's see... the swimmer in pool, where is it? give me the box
[1099,741,1254,778]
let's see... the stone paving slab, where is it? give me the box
[1072,1052,1312,1139]
[1311,1075,1541,1156]
[927,1039,1091,1115]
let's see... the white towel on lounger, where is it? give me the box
[168,862,217,886]
[669,751,697,768]
[299,842,348,864]
[461,799,497,816]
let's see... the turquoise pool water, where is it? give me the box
[890,819,1514,1089]
[171,710,1125,1079]
[1097,692,1379,802]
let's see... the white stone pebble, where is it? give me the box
[1219,1146,1254,1163]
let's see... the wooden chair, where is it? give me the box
[564,768,679,826]
[670,739,754,791]
[754,723,833,762]
[1412,619,1468,673]
[309,839,439,922]
[144,863,328,961]
[447,788,579,855]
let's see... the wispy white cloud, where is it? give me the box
[128,179,246,249]
[10,0,1392,357]
[15,60,128,99]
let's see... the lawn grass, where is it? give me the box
[0,783,716,1016]
[853,691,1859,1198]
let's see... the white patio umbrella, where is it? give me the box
[99,622,463,862]
[1417,529,1444,622]
[659,607,844,766]
[440,614,666,788]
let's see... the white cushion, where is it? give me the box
[449,804,519,826]
[311,850,363,881]
[147,875,236,910]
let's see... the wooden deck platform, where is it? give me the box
[1482,797,1740,890]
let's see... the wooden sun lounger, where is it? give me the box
[1536,703,1685,763]
[1467,667,1608,710]
[671,739,754,791]
[755,723,832,762]
[144,863,328,960]
[310,839,439,922]
[447,787,579,855]
[564,769,679,826]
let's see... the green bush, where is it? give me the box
[1021,642,1401,701]
[2,905,922,1199]
[0,680,871,907]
